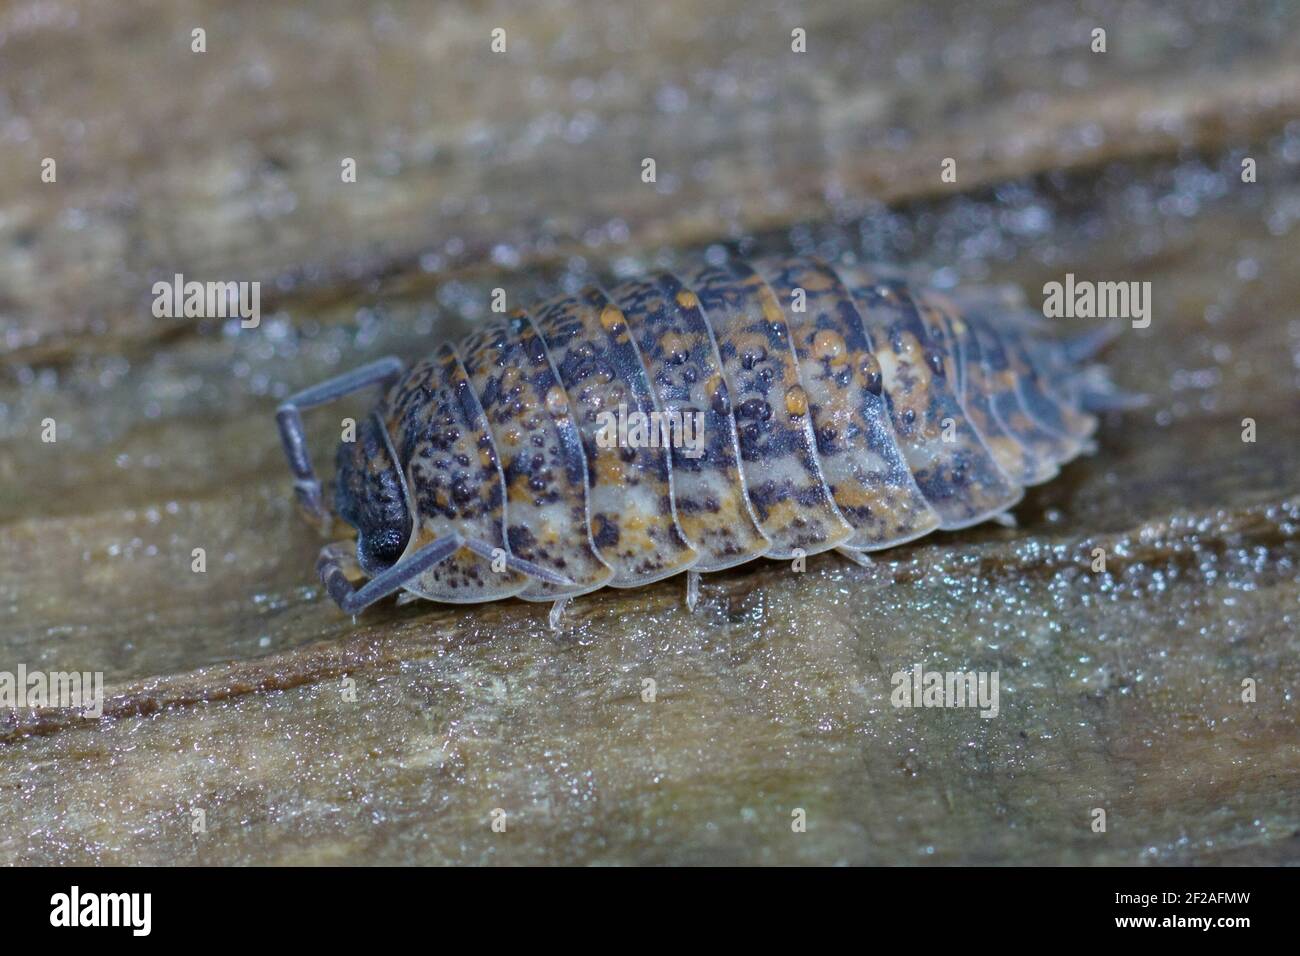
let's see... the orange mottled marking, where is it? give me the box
[812,329,847,364]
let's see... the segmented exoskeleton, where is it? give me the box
[276,256,1129,627]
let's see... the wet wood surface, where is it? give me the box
[0,0,1297,864]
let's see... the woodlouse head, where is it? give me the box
[334,414,413,575]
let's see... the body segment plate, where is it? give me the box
[532,287,699,585]
[610,272,770,570]
[383,345,528,602]
[756,257,939,550]
[459,313,613,600]
[681,260,853,558]
[951,296,1098,445]
[838,265,1023,529]
[1015,329,1100,440]
[916,290,1052,486]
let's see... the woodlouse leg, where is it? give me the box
[835,547,895,588]
[685,570,701,613]
[990,512,1018,528]
[319,540,363,577]
[460,537,575,588]
[836,547,874,568]
[548,597,571,632]
[316,533,463,615]
[276,357,404,527]
[1072,365,1149,413]
[1062,324,1122,363]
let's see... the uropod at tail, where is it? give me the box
[275,255,1136,629]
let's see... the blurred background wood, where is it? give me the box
[0,0,1297,864]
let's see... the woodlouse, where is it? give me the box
[275,256,1130,627]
